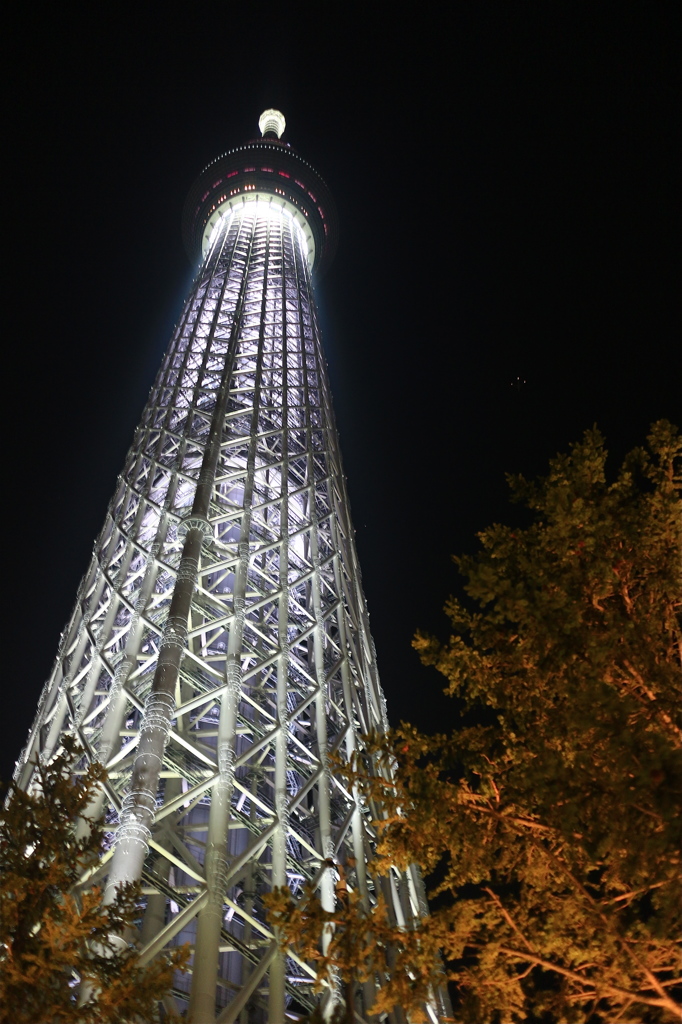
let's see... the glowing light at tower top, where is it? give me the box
[258,108,286,139]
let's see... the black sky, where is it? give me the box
[3,5,679,784]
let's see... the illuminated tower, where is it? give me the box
[14,111,440,1023]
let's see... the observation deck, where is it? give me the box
[182,109,338,276]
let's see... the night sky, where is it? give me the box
[3,6,679,785]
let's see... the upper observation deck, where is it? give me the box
[182,109,338,276]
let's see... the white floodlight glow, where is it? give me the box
[201,191,315,267]
[206,211,233,253]
[258,108,286,138]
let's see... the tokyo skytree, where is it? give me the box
[14,111,443,1023]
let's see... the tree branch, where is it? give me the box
[482,888,535,954]
[494,946,681,1016]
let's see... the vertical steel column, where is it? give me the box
[104,225,249,908]
[268,210,290,1024]
[297,242,336,1021]
[189,212,264,1023]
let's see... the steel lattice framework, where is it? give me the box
[15,114,446,1024]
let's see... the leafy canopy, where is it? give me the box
[271,422,682,1023]
[0,738,188,1024]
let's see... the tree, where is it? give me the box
[0,738,188,1024]
[267,859,376,1024]
[266,857,448,1023]
[271,422,682,1023]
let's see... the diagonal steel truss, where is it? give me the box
[15,199,444,1023]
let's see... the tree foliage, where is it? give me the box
[266,859,447,1022]
[272,422,682,1023]
[0,738,187,1024]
